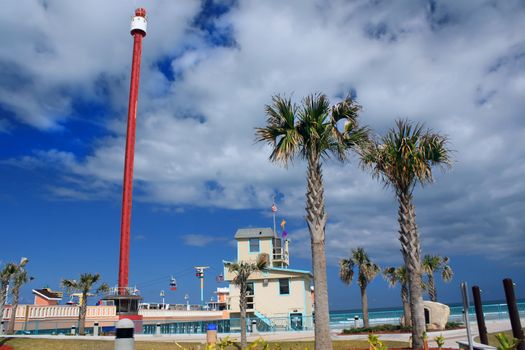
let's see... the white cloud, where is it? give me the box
[2,0,524,264]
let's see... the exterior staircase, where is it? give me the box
[253,310,274,331]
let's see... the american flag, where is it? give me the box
[271,203,278,213]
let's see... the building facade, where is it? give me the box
[224,228,313,331]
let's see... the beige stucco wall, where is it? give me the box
[227,273,312,318]
[236,237,273,263]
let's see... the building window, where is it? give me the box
[279,278,290,295]
[247,282,254,295]
[249,238,259,252]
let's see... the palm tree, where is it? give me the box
[225,253,269,349]
[0,262,17,326]
[339,247,380,328]
[7,269,30,334]
[61,273,109,335]
[421,255,453,302]
[360,120,451,349]
[256,93,368,350]
[383,266,411,327]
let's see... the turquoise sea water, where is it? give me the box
[329,299,525,329]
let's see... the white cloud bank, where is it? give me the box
[2,0,524,265]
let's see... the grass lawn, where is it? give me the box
[0,337,408,350]
[474,328,525,348]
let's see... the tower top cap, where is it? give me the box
[135,8,146,17]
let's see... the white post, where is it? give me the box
[93,322,99,337]
[354,315,359,328]
[0,320,4,335]
[115,318,135,350]
[461,282,474,350]
[71,325,76,335]
[155,323,161,336]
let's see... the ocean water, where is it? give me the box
[329,300,525,329]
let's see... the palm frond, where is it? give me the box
[339,259,355,285]
[96,283,110,294]
[383,267,399,288]
[256,95,301,166]
[0,263,17,281]
[441,265,453,282]
[61,279,79,294]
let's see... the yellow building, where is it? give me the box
[224,228,313,331]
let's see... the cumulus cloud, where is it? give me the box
[2,0,524,265]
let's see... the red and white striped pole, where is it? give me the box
[118,8,147,293]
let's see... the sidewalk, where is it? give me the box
[2,318,521,346]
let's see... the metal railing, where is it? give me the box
[8,302,525,335]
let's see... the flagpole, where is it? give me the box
[273,210,277,235]
[272,196,277,235]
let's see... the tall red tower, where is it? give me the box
[118,7,147,295]
[105,8,147,320]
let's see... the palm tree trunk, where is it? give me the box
[401,283,411,327]
[361,286,369,328]
[7,289,19,334]
[239,285,247,349]
[78,294,88,335]
[428,274,437,302]
[306,153,332,350]
[0,281,8,325]
[398,190,425,350]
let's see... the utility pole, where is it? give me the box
[194,266,209,307]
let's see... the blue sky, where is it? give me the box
[1,0,524,310]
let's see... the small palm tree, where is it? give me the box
[422,255,453,302]
[61,273,109,335]
[225,253,269,349]
[339,247,380,328]
[7,269,31,334]
[0,262,17,325]
[256,93,368,350]
[383,266,411,327]
[360,119,451,349]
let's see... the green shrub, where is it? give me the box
[495,333,521,350]
[445,321,463,329]
[434,334,446,349]
[368,333,388,350]
[342,324,411,334]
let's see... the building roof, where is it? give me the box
[223,260,313,278]
[32,288,63,300]
[270,267,313,276]
[234,227,275,239]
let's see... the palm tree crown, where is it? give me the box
[256,93,368,165]
[339,247,380,289]
[361,119,451,194]
[383,266,408,288]
[422,255,453,301]
[61,273,108,295]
